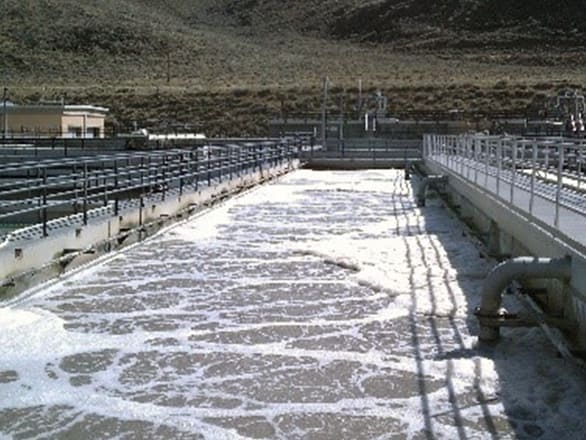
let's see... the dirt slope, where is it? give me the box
[1,0,585,135]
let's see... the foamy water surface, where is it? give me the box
[1,170,585,439]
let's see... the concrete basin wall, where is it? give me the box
[425,158,586,348]
[0,160,299,298]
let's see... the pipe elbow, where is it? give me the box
[478,256,571,316]
[416,175,446,207]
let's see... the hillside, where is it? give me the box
[331,0,586,46]
[1,0,585,135]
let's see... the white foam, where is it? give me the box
[0,307,42,329]
[1,169,586,439]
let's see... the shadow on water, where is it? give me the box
[407,175,586,440]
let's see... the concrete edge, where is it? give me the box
[0,160,300,301]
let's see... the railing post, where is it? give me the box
[239,146,243,176]
[484,138,489,187]
[443,135,448,166]
[218,147,223,182]
[126,157,131,189]
[102,160,108,207]
[207,146,211,187]
[140,156,145,191]
[496,138,502,197]
[466,135,471,180]
[114,159,119,216]
[42,167,48,237]
[427,135,431,157]
[194,148,199,191]
[139,195,144,228]
[449,136,454,169]
[179,153,184,196]
[459,135,465,174]
[460,135,465,175]
[83,163,88,226]
[578,141,583,191]
[555,142,564,228]
[162,154,167,200]
[510,140,517,203]
[530,142,537,215]
[229,146,233,180]
[73,164,78,214]
[474,136,479,184]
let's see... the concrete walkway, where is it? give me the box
[429,154,586,253]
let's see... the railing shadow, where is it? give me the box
[401,176,586,439]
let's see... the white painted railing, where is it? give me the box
[424,134,586,242]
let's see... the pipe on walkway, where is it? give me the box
[416,175,447,207]
[476,256,572,341]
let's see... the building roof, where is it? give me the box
[0,104,109,114]
[64,105,109,114]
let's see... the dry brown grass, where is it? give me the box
[3,0,586,135]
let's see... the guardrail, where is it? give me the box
[424,134,586,244]
[299,138,421,162]
[0,140,300,239]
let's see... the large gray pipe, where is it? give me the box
[476,256,572,341]
[416,175,447,207]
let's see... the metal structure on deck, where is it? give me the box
[0,140,300,240]
[424,134,586,238]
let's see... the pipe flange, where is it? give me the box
[474,306,517,319]
[475,306,522,327]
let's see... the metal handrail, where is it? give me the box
[424,133,586,232]
[0,140,300,238]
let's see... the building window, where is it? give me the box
[87,127,101,138]
[67,126,82,138]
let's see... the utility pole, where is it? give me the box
[358,78,362,116]
[2,87,7,143]
[321,77,328,150]
[166,52,171,85]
